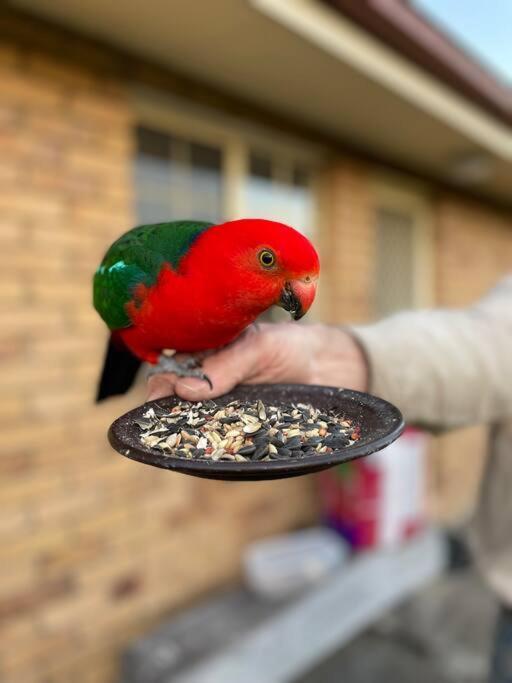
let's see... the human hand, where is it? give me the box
[146,322,369,401]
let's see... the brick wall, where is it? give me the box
[0,40,317,683]
[319,159,376,324]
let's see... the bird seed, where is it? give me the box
[135,399,360,463]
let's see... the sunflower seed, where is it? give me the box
[241,414,259,425]
[134,419,153,430]
[238,444,256,456]
[252,444,269,460]
[257,400,267,421]
[165,433,179,448]
[324,436,350,449]
[277,447,292,458]
[220,416,240,424]
[243,422,262,434]
[286,436,302,450]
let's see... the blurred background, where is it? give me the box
[1,0,511,681]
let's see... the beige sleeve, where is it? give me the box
[350,276,512,429]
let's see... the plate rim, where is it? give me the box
[108,384,405,478]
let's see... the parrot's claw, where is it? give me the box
[180,356,201,370]
[148,354,213,390]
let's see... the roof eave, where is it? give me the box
[321,0,512,126]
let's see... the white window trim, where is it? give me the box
[372,175,435,309]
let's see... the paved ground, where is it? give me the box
[297,569,498,683]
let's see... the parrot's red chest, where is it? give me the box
[117,265,259,364]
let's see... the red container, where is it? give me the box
[318,428,428,550]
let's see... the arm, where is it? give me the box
[351,276,512,429]
[147,277,512,432]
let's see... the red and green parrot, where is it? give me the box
[93,218,320,401]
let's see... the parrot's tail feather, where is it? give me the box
[96,334,142,402]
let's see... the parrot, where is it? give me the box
[93,218,320,401]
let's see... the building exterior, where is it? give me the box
[1,1,511,681]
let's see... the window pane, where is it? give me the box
[135,126,224,225]
[190,142,222,171]
[292,164,309,188]
[243,149,314,238]
[243,149,317,322]
[189,142,223,222]
[249,151,272,180]
[374,208,415,318]
[137,126,171,160]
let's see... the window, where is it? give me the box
[135,126,223,224]
[244,150,315,238]
[373,183,433,318]
[374,208,415,317]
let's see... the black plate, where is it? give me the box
[108,384,404,481]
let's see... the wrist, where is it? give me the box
[309,324,369,391]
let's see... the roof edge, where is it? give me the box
[321,0,512,126]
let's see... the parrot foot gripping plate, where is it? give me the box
[148,352,213,390]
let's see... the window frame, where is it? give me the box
[131,86,325,227]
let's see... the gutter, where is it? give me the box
[251,0,512,162]
[322,0,512,127]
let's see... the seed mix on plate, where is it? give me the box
[135,399,361,462]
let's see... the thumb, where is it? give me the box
[146,372,177,401]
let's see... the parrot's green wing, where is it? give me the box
[93,221,213,329]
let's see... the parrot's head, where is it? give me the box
[194,218,320,321]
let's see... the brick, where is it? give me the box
[0,218,26,245]
[0,422,68,457]
[0,393,27,422]
[0,575,75,623]
[65,147,130,175]
[0,66,66,109]
[0,190,67,220]
[27,50,97,89]
[0,361,67,392]
[0,504,32,541]
[69,91,130,125]
[0,470,64,508]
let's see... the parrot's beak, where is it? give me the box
[278,278,317,320]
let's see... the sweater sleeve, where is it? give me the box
[350,276,512,429]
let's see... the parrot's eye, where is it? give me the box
[258,249,276,269]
